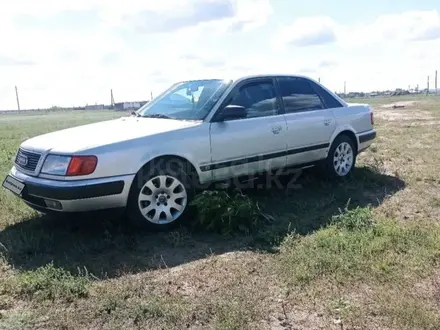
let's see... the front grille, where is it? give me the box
[15,148,41,172]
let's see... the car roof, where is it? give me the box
[237,73,313,79]
[230,74,347,107]
[176,74,348,115]
[224,73,316,83]
[182,74,316,84]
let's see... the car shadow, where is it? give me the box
[0,166,405,279]
[239,166,406,236]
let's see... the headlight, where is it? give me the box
[41,155,98,176]
[41,155,71,175]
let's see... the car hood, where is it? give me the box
[20,116,201,154]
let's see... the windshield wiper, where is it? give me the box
[131,111,141,117]
[142,113,175,119]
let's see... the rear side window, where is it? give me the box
[277,77,324,113]
[310,81,344,108]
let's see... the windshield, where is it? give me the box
[136,79,232,120]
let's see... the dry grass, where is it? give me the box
[1,97,440,329]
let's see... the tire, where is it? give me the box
[322,135,357,178]
[126,160,195,230]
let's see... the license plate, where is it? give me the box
[2,175,25,196]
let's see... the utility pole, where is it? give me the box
[110,89,115,107]
[435,70,438,94]
[15,86,20,111]
[150,91,153,101]
[344,81,346,95]
[318,77,321,83]
[427,76,430,95]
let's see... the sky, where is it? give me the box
[1,0,440,110]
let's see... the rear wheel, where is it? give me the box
[323,135,357,178]
[127,161,195,230]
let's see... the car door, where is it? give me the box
[207,78,287,181]
[276,76,338,166]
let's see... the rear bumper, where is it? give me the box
[6,166,135,212]
[357,129,376,153]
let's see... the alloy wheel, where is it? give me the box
[333,142,354,176]
[137,175,187,224]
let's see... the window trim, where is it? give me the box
[308,80,344,109]
[275,76,328,114]
[210,77,283,122]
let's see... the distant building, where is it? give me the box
[85,104,105,110]
[114,101,147,111]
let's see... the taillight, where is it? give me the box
[66,156,97,176]
[370,112,374,126]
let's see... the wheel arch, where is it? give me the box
[135,154,201,184]
[126,154,199,229]
[329,128,359,154]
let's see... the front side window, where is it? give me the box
[278,77,325,113]
[137,79,232,120]
[226,80,279,119]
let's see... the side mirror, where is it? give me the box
[216,104,246,121]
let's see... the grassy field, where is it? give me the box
[1,97,440,329]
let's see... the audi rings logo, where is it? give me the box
[17,154,28,167]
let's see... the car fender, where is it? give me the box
[137,148,209,184]
[328,124,359,153]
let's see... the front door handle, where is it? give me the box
[324,119,331,126]
[271,125,282,134]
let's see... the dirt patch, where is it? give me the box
[150,251,275,299]
[398,120,440,127]
[374,110,434,121]
[375,100,436,121]
[380,101,418,109]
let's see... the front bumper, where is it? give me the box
[6,166,135,212]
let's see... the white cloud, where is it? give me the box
[274,16,337,48]
[1,3,439,109]
[339,9,440,46]
[101,0,272,34]
[357,10,440,43]
[0,56,36,67]
[318,60,338,68]
[276,10,440,48]
[270,10,440,93]
[0,0,272,109]
[0,1,97,16]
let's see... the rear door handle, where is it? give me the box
[271,125,282,134]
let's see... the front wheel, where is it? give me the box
[323,135,357,178]
[126,161,194,230]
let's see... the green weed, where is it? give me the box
[15,263,90,302]
[331,204,374,230]
[191,190,273,235]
